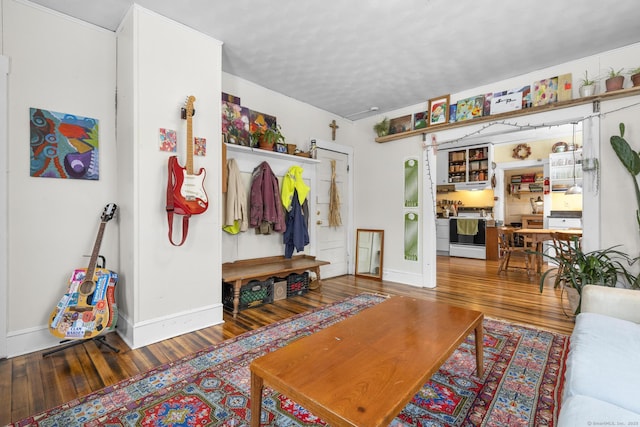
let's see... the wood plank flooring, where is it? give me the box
[0,256,574,425]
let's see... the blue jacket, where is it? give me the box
[284,189,309,258]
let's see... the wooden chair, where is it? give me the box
[497,227,532,276]
[551,232,581,288]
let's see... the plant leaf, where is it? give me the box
[611,135,640,175]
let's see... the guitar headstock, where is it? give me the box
[181,95,196,119]
[101,203,118,222]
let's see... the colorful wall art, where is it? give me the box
[30,108,99,180]
[159,128,177,152]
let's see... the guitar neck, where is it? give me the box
[86,221,107,280]
[186,109,194,175]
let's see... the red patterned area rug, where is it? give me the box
[9,294,569,427]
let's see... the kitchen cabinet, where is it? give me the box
[436,219,449,253]
[445,144,491,190]
[550,149,582,192]
[548,217,582,229]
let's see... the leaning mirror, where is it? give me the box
[355,229,384,280]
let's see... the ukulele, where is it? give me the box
[49,203,119,340]
[167,96,208,245]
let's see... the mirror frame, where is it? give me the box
[355,229,384,280]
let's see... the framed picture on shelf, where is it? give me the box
[455,95,484,121]
[388,115,412,134]
[413,111,427,130]
[428,95,449,127]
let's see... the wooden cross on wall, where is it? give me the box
[329,120,339,141]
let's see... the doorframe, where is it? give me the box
[1,55,9,358]
[315,139,354,274]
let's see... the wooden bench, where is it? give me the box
[221,255,330,317]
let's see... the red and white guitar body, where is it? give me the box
[166,96,208,246]
[168,156,208,216]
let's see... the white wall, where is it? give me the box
[2,0,118,356]
[115,6,224,349]
[354,42,640,287]
[220,73,357,262]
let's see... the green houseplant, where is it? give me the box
[538,240,638,315]
[610,122,640,233]
[373,117,390,137]
[629,67,640,87]
[252,123,285,150]
[605,67,625,92]
[578,70,597,97]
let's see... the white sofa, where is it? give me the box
[558,285,640,426]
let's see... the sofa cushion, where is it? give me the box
[559,395,640,426]
[564,312,640,414]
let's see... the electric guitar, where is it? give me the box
[168,96,208,217]
[49,203,119,340]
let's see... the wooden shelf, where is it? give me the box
[375,85,640,143]
[225,143,320,164]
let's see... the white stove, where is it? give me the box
[449,208,490,259]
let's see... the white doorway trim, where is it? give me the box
[1,55,9,358]
[314,139,354,274]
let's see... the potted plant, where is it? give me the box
[578,70,597,97]
[252,123,285,150]
[373,117,390,137]
[605,67,625,92]
[629,67,640,87]
[537,240,638,315]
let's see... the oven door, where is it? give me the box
[449,218,486,246]
[449,218,486,259]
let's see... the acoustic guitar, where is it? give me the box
[49,203,119,340]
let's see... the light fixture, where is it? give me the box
[565,122,582,195]
[530,196,544,214]
[344,106,379,119]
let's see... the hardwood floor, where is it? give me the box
[0,256,574,425]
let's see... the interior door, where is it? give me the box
[315,148,349,278]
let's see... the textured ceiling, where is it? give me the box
[27,0,640,120]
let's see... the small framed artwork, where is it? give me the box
[427,95,449,127]
[455,95,484,121]
[413,112,427,130]
[388,115,412,134]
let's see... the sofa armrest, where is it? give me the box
[581,285,640,323]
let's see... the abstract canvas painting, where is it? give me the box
[30,108,99,180]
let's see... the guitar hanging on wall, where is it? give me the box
[167,95,208,246]
[49,203,119,340]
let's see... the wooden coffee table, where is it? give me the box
[250,295,484,427]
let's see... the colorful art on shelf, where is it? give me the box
[389,115,412,134]
[194,137,206,156]
[533,77,558,106]
[413,112,427,130]
[455,95,484,121]
[249,110,276,140]
[557,73,573,102]
[30,108,99,180]
[222,93,250,146]
[159,128,177,152]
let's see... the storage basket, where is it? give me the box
[285,272,309,297]
[223,278,274,311]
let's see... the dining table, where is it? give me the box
[515,228,583,274]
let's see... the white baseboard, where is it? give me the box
[6,304,224,358]
[383,269,424,288]
[117,303,224,349]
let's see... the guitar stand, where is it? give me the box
[42,335,120,357]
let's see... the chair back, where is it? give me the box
[552,232,581,260]
[498,227,518,252]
